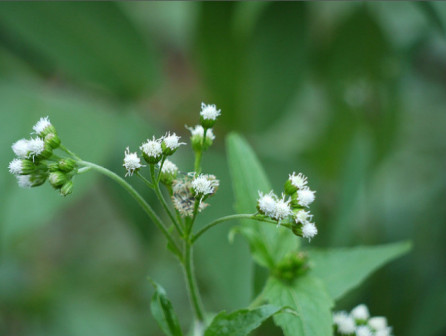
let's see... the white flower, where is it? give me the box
[12,139,29,158]
[123,147,144,176]
[294,209,312,224]
[333,312,356,335]
[200,102,221,120]
[16,175,32,188]
[27,137,45,159]
[257,191,277,217]
[33,116,52,135]
[375,328,393,336]
[302,222,318,241]
[161,159,178,175]
[163,132,185,151]
[187,125,215,140]
[297,187,316,207]
[368,317,388,331]
[351,304,370,321]
[191,174,217,196]
[356,326,373,336]
[9,159,23,175]
[272,195,292,221]
[289,172,308,189]
[140,137,162,158]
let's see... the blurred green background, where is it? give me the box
[1,2,445,335]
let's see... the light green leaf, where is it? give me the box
[204,305,283,336]
[226,133,298,269]
[149,280,183,336]
[262,275,333,336]
[309,241,411,300]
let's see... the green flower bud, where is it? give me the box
[44,133,61,149]
[273,252,309,282]
[60,180,73,196]
[284,179,298,195]
[48,163,59,172]
[37,143,53,160]
[188,126,215,152]
[159,159,178,186]
[49,171,67,189]
[58,158,76,173]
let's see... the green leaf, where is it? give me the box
[226,133,298,269]
[149,280,183,336]
[309,241,411,300]
[204,305,283,336]
[262,275,333,336]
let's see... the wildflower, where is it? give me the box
[16,172,47,188]
[375,329,393,336]
[351,304,370,321]
[160,159,178,185]
[356,326,373,336]
[49,171,67,188]
[16,175,32,188]
[272,195,292,221]
[368,317,388,331]
[58,158,77,173]
[33,116,56,137]
[123,147,144,176]
[297,187,316,207]
[200,102,221,128]
[140,137,163,164]
[9,159,24,175]
[285,172,308,195]
[302,222,318,241]
[172,177,208,217]
[44,132,61,149]
[27,137,49,160]
[294,209,312,224]
[333,312,356,335]
[191,174,219,197]
[187,125,215,151]
[161,132,185,156]
[257,191,277,217]
[12,139,29,158]
[60,180,74,196]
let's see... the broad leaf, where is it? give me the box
[149,280,183,336]
[262,275,333,336]
[309,241,411,300]
[226,133,298,269]
[204,304,283,336]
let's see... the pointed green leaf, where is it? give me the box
[149,280,183,336]
[262,275,333,336]
[309,241,411,300]
[204,305,283,336]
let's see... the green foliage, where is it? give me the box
[309,241,412,300]
[204,305,283,336]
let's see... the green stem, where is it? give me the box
[78,160,182,258]
[59,144,81,160]
[136,171,154,189]
[183,241,205,323]
[194,151,202,173]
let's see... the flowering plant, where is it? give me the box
[9,104,409,336]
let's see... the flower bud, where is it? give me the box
[58,158,76,172]
[160,159,178,186]
[49,171,67,189]
[44,132,61,149]
[140,137,163,164]
[284,179,297,195]
[37,142,53,160]
[48,162,59,172]
[33,116,56,138]
[199,103,221,129]
[187,125,215,152]
[60,180,73,196]
[9,158,37,175]
[161,132,185,156]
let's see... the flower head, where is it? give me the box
[188,125,215,140]
[368,317,388,331]
[16,175,32,188]
[33,116,55,136]
[375,329,392,336]
[140,137,163,164]
[12,139,30,158]
[172,177,208,217]
[9,159,24,175]
[297,187,316,207]
[302,222,318,241]
[272,194,292,221]
[356,326,373,336]
[161,159,178,175]
[257,191,277,217]
[200,102,221,120]
[191,174,219,197]
[123,147,144,176]
[162,132,185,155]
[294,209,312,224]
[27,137,45,160]
[289,172,308,189]
[351,304,370,321]
[333,312,356,335]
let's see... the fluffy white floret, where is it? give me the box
[27,138,45,159]
[294,209,312,224]
[368,317,387,331]
[333,312,356,335]
[302,222,318,241]
[33,116,52,135]
[192,175,217,196]
[200,102,221,120]
[188,125,215,140]
[163,132,185,150]
[375,328,392,336]
[140,137,162,158]
[161,159,178,175]
[123,147,144,176]
[289,172,308,189]
[16,175,32,188]
[12,139,29,158]
[356,326,373,336]
[257,191,277,217]
[9,159,23,175]
[351,304,370,321]
[297,187,316,207]
[272,195,291,221]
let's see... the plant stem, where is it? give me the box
[183,241,205,323]
[59,144,81,160]
[194,151,202,173]
[78,160,182,258]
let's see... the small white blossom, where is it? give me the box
[200,102,221,120]
[294,209,312,224]
[27,138,45,160]
[302,222,318,240]
[272,195,292,221]
[351,304,370,321]
[368,317,388,331]
[16,175,32,188]
[257,191,277,217]
[140,137,162,158]
[297,187,316,207]
[375,329,392,336]
[33,116,52,135]
[187,125,215,140]
[356,326,373,336]
[289,172,308,189]
[12,139,30,158]
[123,147,144,176]
[161,159,178,175]
[163,132,185,151]
[192,174,217,196]
[333,312,356,335]
[9,159,23,175]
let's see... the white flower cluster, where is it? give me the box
[123,147,144,176]
[191,174,220,197]
[333,304,393,336]
[200,102,221,121]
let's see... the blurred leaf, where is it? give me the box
[415,2,445,36]
[149,280,183,336]
[204,304,283,336]
[0,2,158,98]
[309,241,411,300]
[262,275,333,336]
[226,133,298,269]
